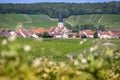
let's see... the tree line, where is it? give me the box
[0,1,120,18]
[65,23,107,33]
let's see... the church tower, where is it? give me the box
[58,11,64,28]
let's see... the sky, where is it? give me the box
[0,0,119,3]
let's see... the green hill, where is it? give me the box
[0,14,120,30]
[65,14,120,30]
[0,14,57,29]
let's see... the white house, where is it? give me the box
[98,31,113,39]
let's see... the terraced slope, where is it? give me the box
[0,14,57,29]
[0,14,120,30]
[65,14,120,30]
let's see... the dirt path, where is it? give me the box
[16,22,23,28]
[98,14,104,23]
[88,14,94,23]
[66,20,73,26]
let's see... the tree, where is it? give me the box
[94,31,98,38]
[0,2,120,17]
[65,23,72,29]
[98,25,106,31]
[81,24,96,30]
[37,33,42,37]
[42,32,49,38]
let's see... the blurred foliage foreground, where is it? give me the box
[0,37,120,80]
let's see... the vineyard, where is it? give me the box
[65,14,120,30]
[0,37,120,80]
[0,14,120,30]
[0,14,57,29]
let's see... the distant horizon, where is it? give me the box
[0,0,120,4]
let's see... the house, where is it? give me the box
[71,33,78,38]
[98,31,113,39]
[110,30,120,38]
[10,29,37,38]
[49,26,70,38]
[0,28,11,37]
[79,30,95,38]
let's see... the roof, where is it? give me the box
[49,27,56,33]
[18,29,34,37]
[84,30,95,35]
[111,30,120,37]
[49,26,70,36]
[32,27,49,34]
[98,31,111,35]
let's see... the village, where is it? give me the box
[0,12,120,39]
[0,1,120,80]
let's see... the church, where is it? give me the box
[49,12,70,38]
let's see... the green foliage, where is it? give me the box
[37,33,42,37]
[37,32,49,38]
[0,37,120,80]
[0,2,120,17]
[93,31,98,38]
[0,37,92,60]
[98,25,106,31]
[42,32,49,38]
[81,24,97,30]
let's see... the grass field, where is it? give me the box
[0,37,91,60]
[0,14,120,30]
[0,37,120,61]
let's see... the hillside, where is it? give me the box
[0,14,57,29]
[0,14,120,30]
[65,14,120,30]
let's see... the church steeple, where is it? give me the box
[58,11,64,28]
[58,11,63,22]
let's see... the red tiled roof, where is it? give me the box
[84,30,95,35]
[32,27,49,34]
